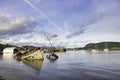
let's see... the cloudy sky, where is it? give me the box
[0,0,120,48]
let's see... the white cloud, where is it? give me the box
[0,13,38,36]
[83,15,120,42]
[66,0,120,37]
[93,0,120,13]
[0,0,120,48]
[0,13,11,24]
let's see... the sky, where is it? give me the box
[0,0,120,48]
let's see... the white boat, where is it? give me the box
[104,42,109,52]
[91,49,98,53]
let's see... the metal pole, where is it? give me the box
[46,36,54,54]
[46,36,53,48]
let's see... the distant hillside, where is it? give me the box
[84,42,120,50]
[1,42,120,53]
[67,47,84,51]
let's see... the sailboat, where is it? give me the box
[46,36,59,61]
[104,42,109,52]
[91,44,98,53]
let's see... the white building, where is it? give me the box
[2,47,17,55]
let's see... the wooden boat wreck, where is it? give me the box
[13,47,44,60]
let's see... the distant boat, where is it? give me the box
[91,44,98,53]
[91,49,98,53]
[104,48,109,52]
[104,42,109,51]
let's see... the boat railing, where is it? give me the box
[22,48,40,57]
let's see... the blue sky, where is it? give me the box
[0,0,120,48]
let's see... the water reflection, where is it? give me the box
[0,51,43,80]
[2,50,43,71]
[22,59,43,70]
[0,54,3,60]
[1,50,120,80]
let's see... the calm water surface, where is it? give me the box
[0,50,120,80]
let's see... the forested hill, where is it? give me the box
[84,42,120,50]
[1,42,120,53]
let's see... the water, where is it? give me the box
[0,50,120,80]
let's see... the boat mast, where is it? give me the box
[46,36,54,54]
[46,36,53,47]
[105,42,107,49]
